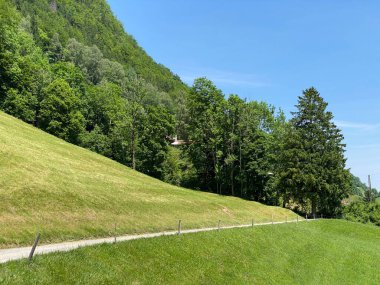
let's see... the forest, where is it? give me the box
[1,0,379,219]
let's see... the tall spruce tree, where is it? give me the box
[279,87,350,217]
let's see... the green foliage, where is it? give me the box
[137,106,175,179]
[39,79,85,143]
[278,88,350,216]
[47,33,63,63]
[185,78,286,203]
[0,2,50,124]
[350,174,367,196]
[344,200,371,223]
[51,62,85,94]
[2,88,37,122]
[83,82,124,134]
[12,0,187,96]
[162,147,197,186]
[344,200,380,226]
[239,101,282,203]
[80,125,111,157]
[187,77,226,191]
[65,38,126,85]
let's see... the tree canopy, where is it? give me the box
[277,88,350,216]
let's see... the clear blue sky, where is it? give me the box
[108,0,380,189]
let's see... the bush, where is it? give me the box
[369,203,380,226]
[343,200,380,226]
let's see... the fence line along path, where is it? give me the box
[0,218,314,264]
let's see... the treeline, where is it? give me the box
[184,81,354,217]
[0,0,359,217]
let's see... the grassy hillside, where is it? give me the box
[1,220,379,284]
[0,111,297,248]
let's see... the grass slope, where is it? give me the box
[0,111,297,248]
[1,220,379,285]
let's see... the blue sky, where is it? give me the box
[108,0,380,189]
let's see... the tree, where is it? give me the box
[187,78,225,193]
[51,62,86,95]
[80,125,111,157]
[65,39,104,85]
[47,33,63,63]
[137,105,175,179]
[225,95,245,196]
[39,79,85,143]
[124,76,147,170]
[83,82,124,134]
[240,101,277,202]
[0,3,51,125]
[162,147,197,187]
[99,58,125,85]
[108,115,131,165]
[278,87,350,217]
[2,89,37,122]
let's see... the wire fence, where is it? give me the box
[0,214,325,264]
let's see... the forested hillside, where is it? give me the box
[1,0,375,218]
[1,0,187,179]
[13,0,187,96]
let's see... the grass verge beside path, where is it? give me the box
[1,220,379,285]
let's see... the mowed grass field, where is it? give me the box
[0,111,298,248]
[1,220,379,285]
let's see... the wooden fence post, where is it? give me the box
[114,223,117,244]
[178,220,182,235]
[29,233,40,262]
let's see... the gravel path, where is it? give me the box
[0,219,311,264]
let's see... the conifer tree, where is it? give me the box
[279,87,350,216]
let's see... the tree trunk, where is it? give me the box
[231,167,234,196]
[131,129,136,170]
[311,196,317,218]
[239,135,242,197]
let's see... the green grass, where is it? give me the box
[0,111,298,248]
[1,220,379,285]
